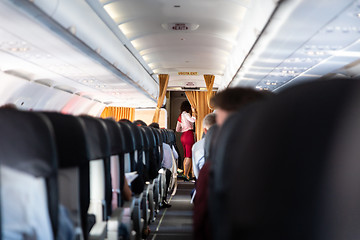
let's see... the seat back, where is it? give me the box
[160,129,168,144]
[140,127,151,181]
[0,109,58,239]
[79,116,112,222]
[41,112,90,240]
[204,125,219,162]
[141,127,160,180]
[210,78,360,240]
[119,121,145,194]
[118,121,135,174]
[100,119,126,209]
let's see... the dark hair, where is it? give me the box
[133,120,147,126]
[149,122,160,129]
[0,103,17,109]
[210,87,271,112]
[119,119,132,124]
[180,101,192,113]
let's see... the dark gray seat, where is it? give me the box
[141,126,159,180]
[100,118,126,208]
[0,109,58,239]
[118,121,145,194]
[204,125,219,163]
[210,78,360,240]
[41,112,90,240]
[79,116,112,223]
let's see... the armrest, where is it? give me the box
[107,208,125,240]
[107,208,124,232]
[89,221,107,240]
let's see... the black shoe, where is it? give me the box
[160,202,172,208]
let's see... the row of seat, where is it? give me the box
[0,109,178,240]
[207,78,360,240]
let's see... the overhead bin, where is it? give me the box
[227,0,359,91]
[30,0,158,96]
[0,0,159,109]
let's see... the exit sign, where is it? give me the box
[178,72,198,75]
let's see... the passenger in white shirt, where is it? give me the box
[192,113,217,179]
[1,166,54,240]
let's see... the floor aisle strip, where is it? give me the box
[151,194,174,240]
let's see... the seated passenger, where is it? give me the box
[1,166,54,240]
[133,119,147,127]
[192,113,216,180]
[194,88,269,240]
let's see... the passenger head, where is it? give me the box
[119,119,132,124]
[203,113,216,134]
[0,103,17,109]
[149,122,160,129]
[133,120,147,127]
[210,87,268,126]
[180,101,192,113]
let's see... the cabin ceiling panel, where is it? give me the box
[100,0,271,81]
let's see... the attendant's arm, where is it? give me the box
[176,121,182,132]
[184,112,196,123]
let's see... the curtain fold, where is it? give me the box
[204,74,215,109]
[185,91,213,141]
[100,106,135,122]
[152,74,169,123]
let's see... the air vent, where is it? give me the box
[161,23,199,31]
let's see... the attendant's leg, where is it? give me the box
[184,157,191,178]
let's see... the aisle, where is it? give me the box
[149,181,194,240]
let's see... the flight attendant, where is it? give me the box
[176,101,196,181]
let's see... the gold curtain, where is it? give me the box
[100,106,135,122]
[204,74,216,109]
[185,91,213,141]
[152,74,169,123]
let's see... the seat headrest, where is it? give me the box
[118,121,136,153]
[140,127,150,151]
[204,125,219,162]
[0,109,57,177]
[141,127,156,149]
[210,78,360,240]
[167,130,176,146]
[100,118,126,155]
[160,129,168,143]
[150,127,162,147]
[79,116,111,160]
[41,112,89,168]
[121,122,144,151]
